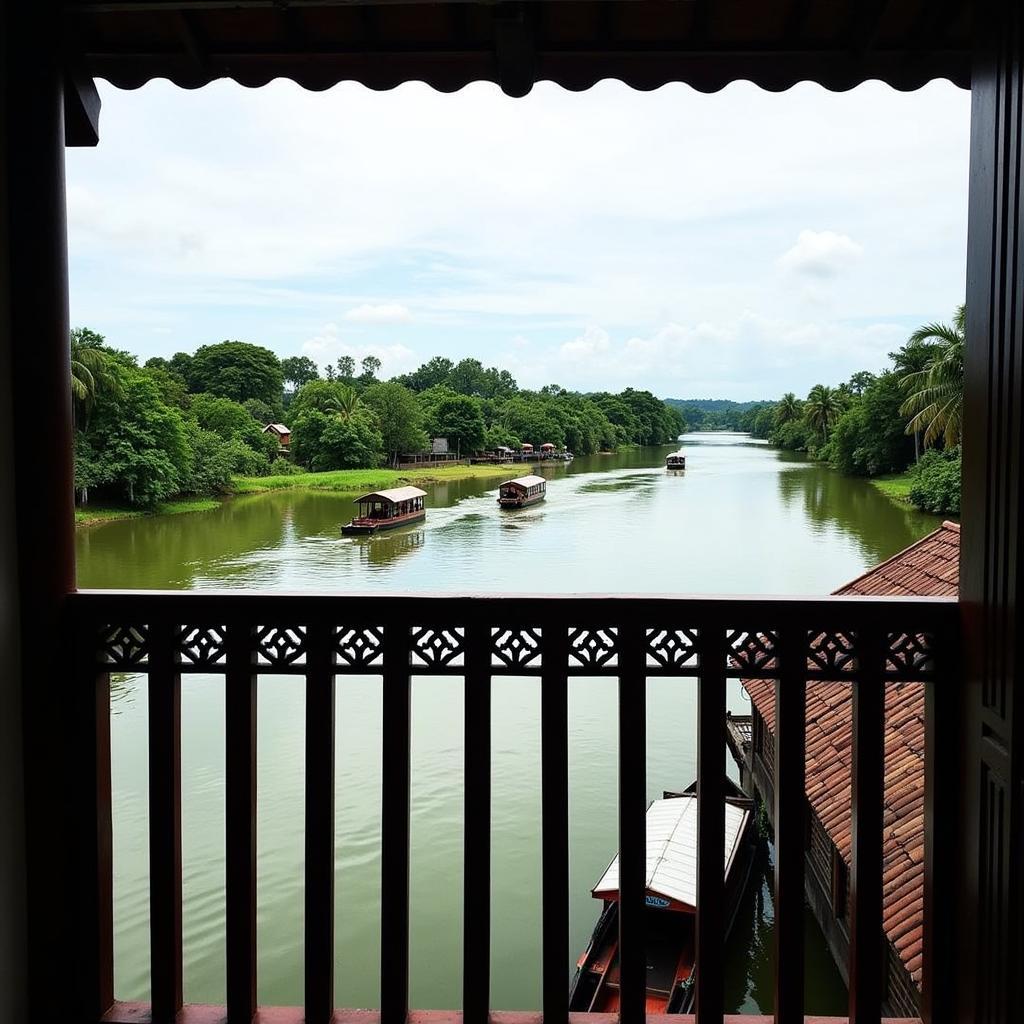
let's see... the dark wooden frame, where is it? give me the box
[4,3,1022,1024]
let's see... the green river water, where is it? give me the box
[76,433,940,1015]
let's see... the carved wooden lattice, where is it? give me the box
[885,631,935,678]
[726,629,778,675]
[334,626,384,670]
[178,625,227,668]
[411,626,465,668]
[567,627,618,670]
[646,628,699,671]
[98,624,150,669]
[255,625,307,667]
[807,630,858,676]
[491,627,542,670]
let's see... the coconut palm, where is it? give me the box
[334,383,361,421]
[899,305,965,448]
[804,384,839,443]
[774,392,800,427]
[70,327,123,424]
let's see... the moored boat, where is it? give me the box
[666,450,686,470]
[342,486,427,535]
[568,779,755,1014]
[498,475,546,509]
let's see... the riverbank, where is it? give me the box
[74,464,521,526]
[230,462,517,495]
[75,496,221,527]
[869,472,914,507]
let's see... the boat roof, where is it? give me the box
[592,796,749,909]
[504,475,547,488]
[354,486,427,504]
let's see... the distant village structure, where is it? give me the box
[262,422,291,447]
[729,521,960,1018]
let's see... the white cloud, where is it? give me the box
[66,78,969,395]
[300,323,417,377]
[559,326,611,361]
[777,230,864,278]
[343,303,413,324]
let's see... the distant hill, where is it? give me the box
[665,397,773,432]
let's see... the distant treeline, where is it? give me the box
[741,306,965,516]
[71,333,685,507]
[664,398,772,432]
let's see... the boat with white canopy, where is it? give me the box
[569,780,755,1014]
[342,486,427,535]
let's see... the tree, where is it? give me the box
[141,361,188,409]
[804,384,839,444]
[325,364,337,381]
[187,340,284,407]
[243,397,276,424]
[281,355,320,390]
[363,381,428,465]
[426,394,486,455]
[290,407,383,471]
[70,327,124,423]
[75,370,190,505]
[774,393,800,427]
[360,355,382,381]
[336,355,355,379]
[828,372,914,476]
[846,371,877,396]
[334,384,362,421]
[899,305,965,448]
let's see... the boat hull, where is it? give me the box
[342,509,426,535]
[498,493,546,509]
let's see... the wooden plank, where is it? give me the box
[541,627,569,1024]
[617,626,646,1024]
[773,630,805,1024]
[696,627,725,1024]
[380,624,412,1024]
[148,621,182,1023]
[225,624,257,1023]
[922,623,958,1024]
[849,630,885,1024]
[959,7,1024,1022]
[71,620,114,1020]
[462,627,491,1024]
[305,623,336,1024]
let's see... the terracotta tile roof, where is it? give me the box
[743,520,959,989]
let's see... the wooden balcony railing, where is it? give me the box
[64,590,958,1024]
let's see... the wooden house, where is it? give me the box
[262,423,291,447]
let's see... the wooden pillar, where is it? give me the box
[960,5,1024,1022]
[3,2,80,1020]
[0,7,28,1023]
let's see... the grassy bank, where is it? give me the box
[231,462,516,495]
[75,496,221,527]
[870,472,915,507]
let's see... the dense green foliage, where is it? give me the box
[908,447,961,515]
[749,306,965,516]
[664,398,764,432]
[73,333,684,508]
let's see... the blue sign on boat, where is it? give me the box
[645,894,670,908]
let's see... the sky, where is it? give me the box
[66,78,970,401]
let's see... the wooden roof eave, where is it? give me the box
[60,0,974,147]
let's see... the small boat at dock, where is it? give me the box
[342,486,427,535]
[569,779,755,1014]
[666,450,686,470]
[498,475,547,509]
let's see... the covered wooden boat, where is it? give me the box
[666,450,687,469]
[569,780,755,1015]
[342,486,426,535]
[497,475,546,509]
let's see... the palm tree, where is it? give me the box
[804,384,839,443]
[774,392,800,427]
[334,384,361,421]
[70,327,122,424]
[899,304,965,448]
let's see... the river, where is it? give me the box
[77,433,940,1014]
